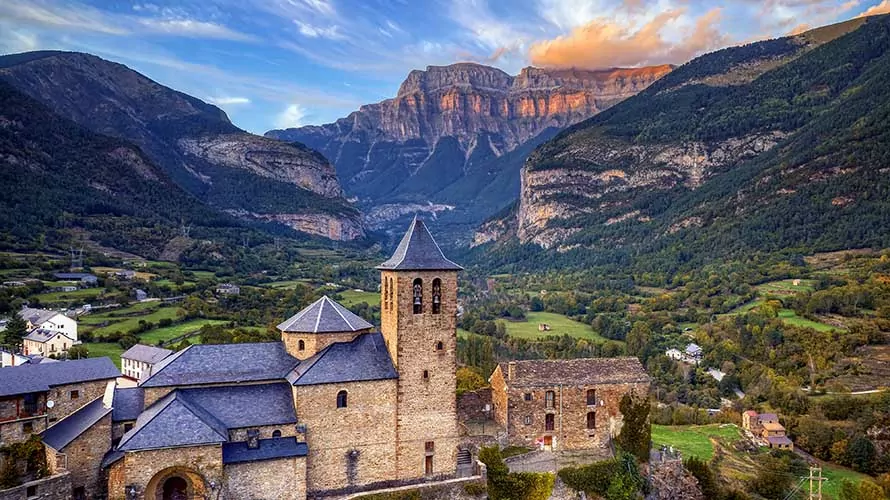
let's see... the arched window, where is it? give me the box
[413,278,423,314]
[336,390,348,408]
[298,340,305,351]
[586,389,596,406]
[435,341,444,351]
[272,429,282,438]
[587,412,596,430]
[432,278,442,314]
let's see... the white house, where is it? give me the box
[666,348,684,361]
[18,307,78,340]
[22,329,80,357]
[121,344,173,381]
[685,343,703,361]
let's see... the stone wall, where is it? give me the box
[228,424,296,442]
[381,270,460,481]
[224,456,306,500]
[0,416,47,445]
[489,367,508,429]
[292,379,397,493]
[107,445,222,500]
[348,476,487,500]
[47,412,112,499]
[457,389,492,423]
[496,378,648,450]
[48,380,112,424]
[281,330,365,360]
[0,472,70,500]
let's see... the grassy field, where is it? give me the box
[820,464,873,499]
[138,319,228,345]
[263,279,313,289]
[503,312,609,342]
[84,306,182,336]
[83,342,126,367]
[777,309,838,332]
[33,288,110,305]
[339,290,379,307]
[651,424,743,461]
[757,279,818,294]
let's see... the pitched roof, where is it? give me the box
[223,437,308,464]
[23,329,76,344]
[139,342,298,388]
[117,391,228,451]
[112,387,144,422]
[497,357,650,388]
[277,296,373,333]
[767,436,793,445]
[0,357,120,397]
[176,383,297,429]
[42,396,112,450]
[18,307,62,325]
[288,332,397,386]
[121,344,173,364]
[377,217,462,271]
[758,413,779,421]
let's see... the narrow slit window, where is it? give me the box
[432,278,442,314]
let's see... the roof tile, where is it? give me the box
[497,357,649,388]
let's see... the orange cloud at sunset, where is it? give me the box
[858,0,890,16]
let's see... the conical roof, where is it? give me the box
[377,217,462,271]
[277,296,374,333]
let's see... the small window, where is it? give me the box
[73,486,85,500]
[422,370,429,381]
[545,391,555,409]
[587,412,596,430]
[70,390,80,399]
[298,340,305,351]
[432,278,442,314]
[26,485,37,497]
[545,414,555,431]
[337,390,348,408]
[388,277,394,310]
[23,422,33,433]
[413,278,423,314]
[425,441,435,453]
[124,423,134,432]
[435,341,444,351]
[524,393,532,401]
[524,415,532,425]
[272,430,282,438]
[586,389,596,406]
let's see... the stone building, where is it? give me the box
[742,410,792,450]
[489,357,649,451]
[120,345,173,381]
[5,218,465,500]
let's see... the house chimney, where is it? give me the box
[507,361,516,381]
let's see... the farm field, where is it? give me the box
[777,309,838,332]
[757,279,818,294]
[651,424,742,461]
[138,319,228,344]
[33,287,111,305]
[339,290,379,307]
[503,312,609,342]
[83,306,181,336]
[263,279,313,289]
[84,342,126,367]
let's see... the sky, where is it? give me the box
[1,0,889,134]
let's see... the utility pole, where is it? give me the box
[808,465,823,500]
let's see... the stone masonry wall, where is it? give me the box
[51,412,112,498]
[489,367,508,429]
[0,472,71,500]
[107,445,222,500]
[502,382,648,450]
[48,380,112,424]
[457,389,492,424]
[292,379,397,493]
[281,330,365,360]
[383,270,460,481]
[223,456,306,500]
[228,424,296,441]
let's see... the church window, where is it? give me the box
[435,341,444,351]
[413,278,423,314]
[298,340,305,351]
[337,390,348,408]
[272,429,282,438]
[545,391,555,409]
[587,412,596,430]
[432,278,442,314]
[388,278,394,310]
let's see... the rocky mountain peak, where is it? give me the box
[396,62,513,97]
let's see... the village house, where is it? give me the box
[685,343,703,362]
[18,307,80,358]
[489,357,650,451]
[53,272,99,286]
[120,344,173,381]
[215,283,240,295]
[18,307,78,338]
[742,410,793,450]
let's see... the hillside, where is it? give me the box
[266,63,671,239]
[0,51,363,241]
[476,16,890,271]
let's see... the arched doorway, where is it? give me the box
[162,477,188,500]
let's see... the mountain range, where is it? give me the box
[266,63,671,239]
[473,16,890,271]
[0,51,363,243]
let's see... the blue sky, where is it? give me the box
[2,0,888,134]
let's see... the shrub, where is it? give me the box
[558,452,644,499]
[479,446,555,500]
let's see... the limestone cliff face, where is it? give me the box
[266,62,670,238]
[0,51,362,240]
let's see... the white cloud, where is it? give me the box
[293,20,345,40]
[858,0,890,16]
[275,104,307,129]
[0,0,128,35]
[139,19,257,41]
[206,96,252,105]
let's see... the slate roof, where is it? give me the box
[42,396,112,450]
[288,332,397,386]
[121,344,173,364]
[112,387,144,422]
[0,357,120,397]
[767,436,793,446]
[222,437,308,464]
[23,328,75,344]
[117,383,297,451]
[101,450,124,469]
[140,342,298,388]
[377,217,462,271]
[53,273,97,281]
[18,307,62,326]
[277,296,373,333]
[497,357,650,388]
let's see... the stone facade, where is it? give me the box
[381,270,460,481]
[490,362,649,451]
[282,330,366,360]
[292,379,397,493]
[0,472,71,500]
[224,456,306,500]
[46,413,112,499]
[47,381,110,425]
[457,389,493,424]
[228,424,296,442]
[107,445,222,500]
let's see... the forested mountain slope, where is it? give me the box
[0,51,363,240]
[476,16,890,272]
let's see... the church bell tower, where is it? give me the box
[378,217,462,480]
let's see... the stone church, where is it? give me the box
[38,218,465,500]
